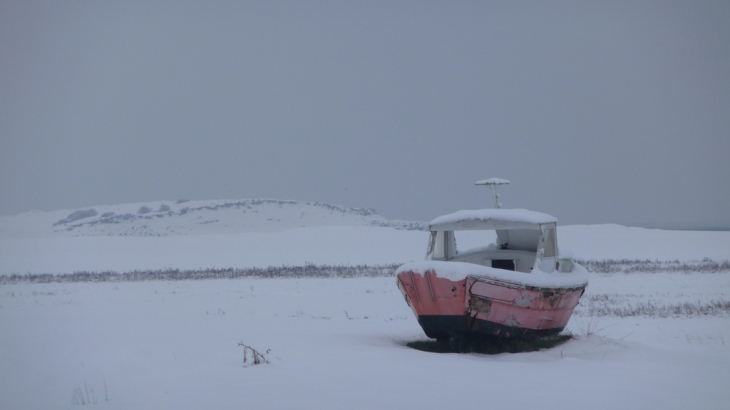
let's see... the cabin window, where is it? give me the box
[542,226,557,258]
[431,231,456,260]
[453,230,499,253]
[492,259,516,271]
[499,229,541,251]
[426,231,436,256]
[432,232,445,259]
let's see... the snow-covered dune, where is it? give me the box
[0,198,426,238]
[0,199,427,274]
[1,200,729,275]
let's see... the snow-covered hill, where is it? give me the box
[2,199,729,275]
[0,199,427,238]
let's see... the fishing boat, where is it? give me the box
[396,179,588,341]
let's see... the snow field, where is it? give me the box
[0,227,430,276]
[1,273,729,410]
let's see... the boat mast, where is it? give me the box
[475,178,510,209]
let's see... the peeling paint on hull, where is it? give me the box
[397,269,586,340]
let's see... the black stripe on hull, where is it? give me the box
[418,315,564,340]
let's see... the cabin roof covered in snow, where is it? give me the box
[429,208,557,231]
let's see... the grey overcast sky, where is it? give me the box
[1,1,728,229]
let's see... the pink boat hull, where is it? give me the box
[397,269,586,340]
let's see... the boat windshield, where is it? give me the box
[428,231,456,260]
[542,225,557,258]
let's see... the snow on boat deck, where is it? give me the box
[397,260,589,288]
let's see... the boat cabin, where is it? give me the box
[426,208,571,273]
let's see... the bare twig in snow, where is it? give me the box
[238,341,270,366]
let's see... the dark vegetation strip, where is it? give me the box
[573,258,730,274]
[576,297,730,318]
[1,259,728,285]
[0,264,402,284]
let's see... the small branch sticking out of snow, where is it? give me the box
[238,341,270,366]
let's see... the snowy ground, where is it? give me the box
[1,206,729,409]
[1,270,729,409]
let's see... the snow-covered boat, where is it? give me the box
[396,179,588,341]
